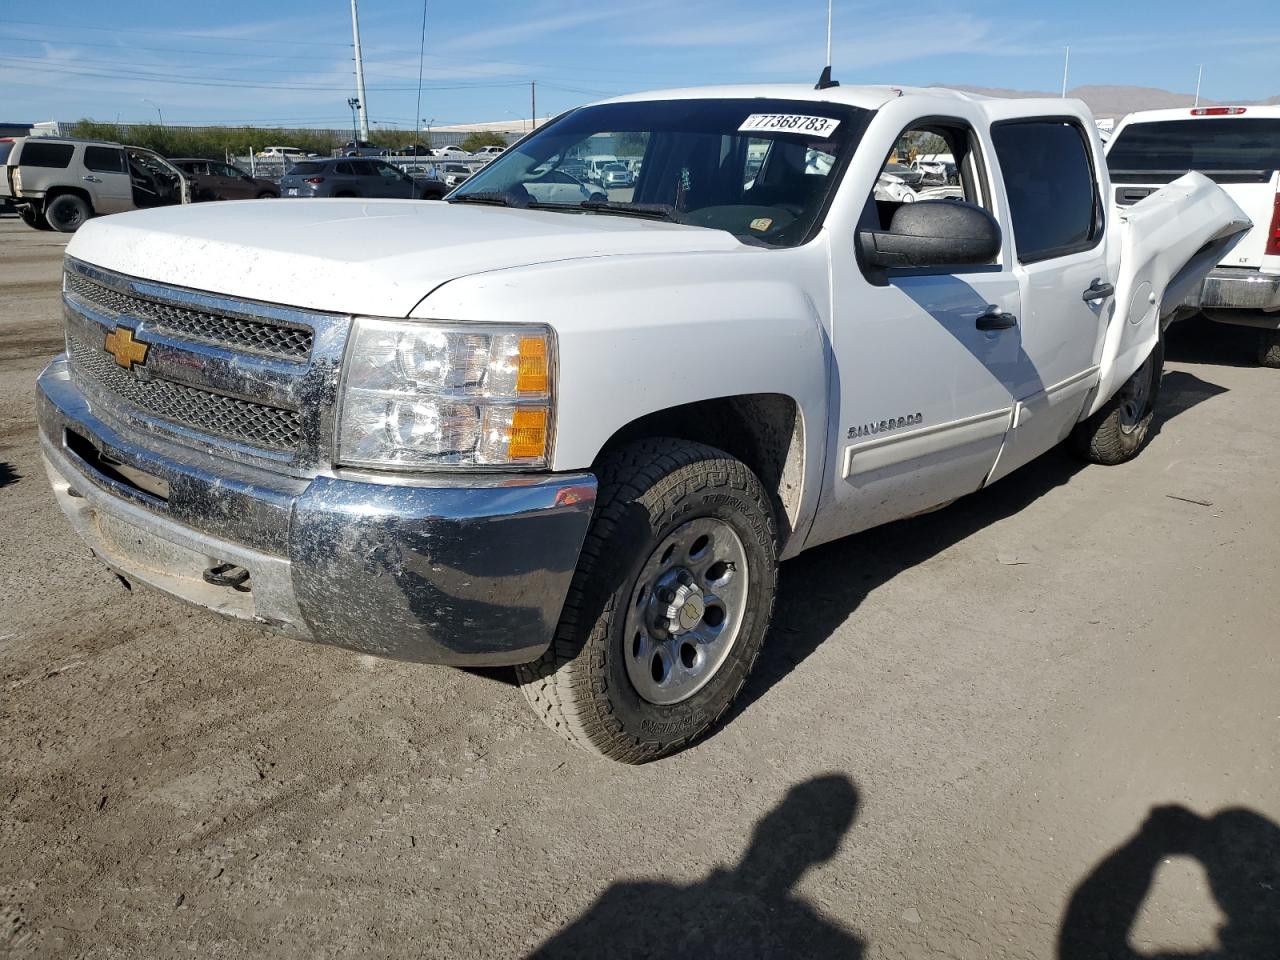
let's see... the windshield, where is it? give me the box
[451,98,870,247]
[1108,117,1280,180]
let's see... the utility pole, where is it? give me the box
[1194,64,1204,107]
[350,0,369,139]
[1061,46,1070,98]
[531,81,536,132]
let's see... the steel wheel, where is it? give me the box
[623,516,750,706]
[1119,351,1155,435]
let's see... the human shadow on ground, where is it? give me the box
[1146,370,1229,444]
[527,774,864,959]
[0,460,19,490]
[1059,804,1280,959]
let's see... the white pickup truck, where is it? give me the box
[36,85,1248,762]
[1107,106,1280,365]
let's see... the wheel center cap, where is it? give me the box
[659,576,705,635]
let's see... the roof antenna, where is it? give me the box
[816,0,839,89]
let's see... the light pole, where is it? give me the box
[347,97,361,148]
[141,98,164,126]
[421,118,435,150]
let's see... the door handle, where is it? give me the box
[81,175,102,183]
[976,311,1017,331]
[1083,278,1115,301]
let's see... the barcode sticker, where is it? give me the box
[738,114,841,137]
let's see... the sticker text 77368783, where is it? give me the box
[738,114,841,137]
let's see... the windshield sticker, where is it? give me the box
[738,114,841,137]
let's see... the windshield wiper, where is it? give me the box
[447,192,521,207]
[579,200,681,222]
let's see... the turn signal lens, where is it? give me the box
[516,336,549,394]
[509,408,548,459]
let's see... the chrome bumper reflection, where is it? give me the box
[1196,267,1280,314]
[37,357,597,666]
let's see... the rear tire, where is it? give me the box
[256,191,276,199]
[1071,339,1164,465]
[44,194,92,233]
[516,438,778,763]
[1258,329,1280,369]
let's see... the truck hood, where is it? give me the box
[66,199,750,317]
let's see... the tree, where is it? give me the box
[461,131,509,153]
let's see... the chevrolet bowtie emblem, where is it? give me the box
[104,326,150,371]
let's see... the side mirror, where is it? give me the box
[858,200,1000,269]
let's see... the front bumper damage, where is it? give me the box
[37,357,597,666]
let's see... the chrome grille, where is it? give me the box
[68,336,304,451]
[65,273,313,361]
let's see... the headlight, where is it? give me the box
[337,318,553,470]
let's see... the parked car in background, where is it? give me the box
[279,158,444,199]
[440,163,473,188]
[873,172,916,203]
[257,146,309,160]
[522,168,607,204]
[598,162,634,188]
[476,145,506,157]
[910,158,953,185]
[169,158,279,201]
[398,144,433,156]
[433,145,467,158]
[1106,105,1280,366]
[0,136,189,232]
[882,162,924,187]
[341,140,389,157]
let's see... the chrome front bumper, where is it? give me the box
[37,357,597,666]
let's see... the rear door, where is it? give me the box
[211,161,253,199]
[81,145,133,213]
[984,118,1110,483]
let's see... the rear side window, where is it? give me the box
[84,146,126,174]
[290,161,326,175]
[19,140,75,168]
[1107,118,1280,178]
[0,140,14,164]
[992,120,1100,263]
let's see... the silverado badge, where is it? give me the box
[104,326,150,371]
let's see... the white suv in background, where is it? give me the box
[1107,106,1280,366]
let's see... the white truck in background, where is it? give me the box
[1106,106,1280,365]
[37,85,1249,763]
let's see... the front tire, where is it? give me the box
[517,438,778,763]
[1071,339,1164,464]
[44,194,92,233]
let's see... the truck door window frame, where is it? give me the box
[856,115,1002,281]
[989,116,1104,265]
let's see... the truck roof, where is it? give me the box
[596,83,1093,121]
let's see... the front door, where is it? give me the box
[814,116,1023,546]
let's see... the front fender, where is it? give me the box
[414,245,832,545]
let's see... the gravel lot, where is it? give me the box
[1,214,1277,958]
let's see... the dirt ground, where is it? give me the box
[1,214,1277,959]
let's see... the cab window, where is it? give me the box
[84,146,126,174]
[861,120,989,232]
[991,120,1100,263]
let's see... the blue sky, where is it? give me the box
[1,0,1277,128]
